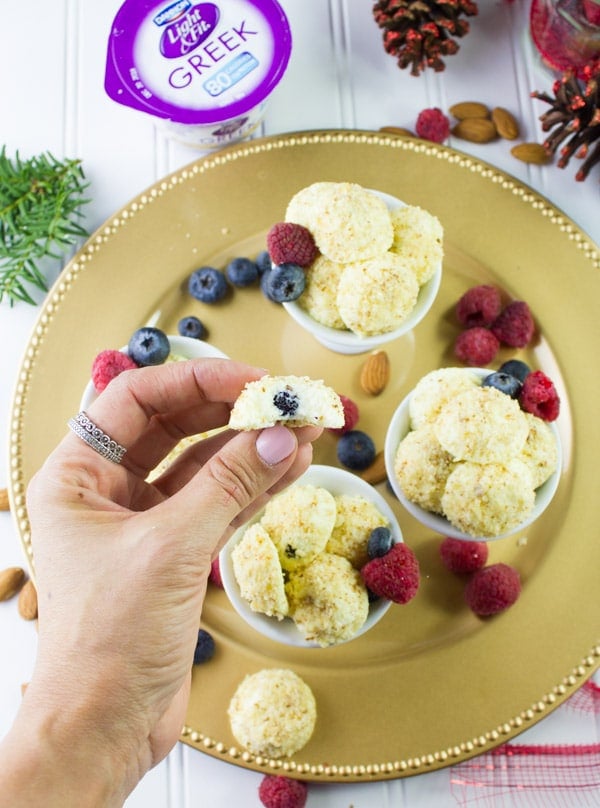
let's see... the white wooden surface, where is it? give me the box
[1,1,598,805]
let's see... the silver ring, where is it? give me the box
[67,411,127,465]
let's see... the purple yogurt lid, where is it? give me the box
[105,0,292,125]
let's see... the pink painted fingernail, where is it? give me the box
[256,426,296,466]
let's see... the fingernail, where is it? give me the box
[256,426,296,466]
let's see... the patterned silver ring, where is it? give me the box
[67,411,127,465]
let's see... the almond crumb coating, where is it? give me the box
[326,494,388,569]
[441,459,535,537]
[228,668,316,758]
[297,254,346,329]
[261,484,337,571]
[408,367,481,429]
[285,181,393,263]
[521,412,559,488]
[389,205,444,284]
[433,386,529,463]
[231,523,288,620]
[336,253,419,337]
[286,553,369,647]
[394,424,455,513]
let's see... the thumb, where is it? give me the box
[165,425,299,541]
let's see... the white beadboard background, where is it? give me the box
[0,1,598,806]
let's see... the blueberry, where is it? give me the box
[193,629,215,665]
[226,256,259,287]
[498,359,531,384]
[262,263,305,303]
[482,371,522,398]
[255,249,272,275]
[337,430,376,470]
[367,526,393,559]
[273,390,299,416]
[128,327,170,366]
[177,315,206,340]
[260,268,274,299]
[188,266,228,303]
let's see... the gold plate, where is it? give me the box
[9,131,600,782]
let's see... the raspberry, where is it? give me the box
[490,301,535,347]
[91,349,138,392]
[361,543,420,604]
[267,222,318,268]
[328,394,359,436]
[464,563,521,616]
[454,327,500,366]
[456,285,502,328]
[258,775,308,808]
[583,0,600,25]
[519,370,560,421]
[415,107,450,143]
[439,537,489,574]
[209,557,223,588]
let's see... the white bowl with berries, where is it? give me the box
[219,464,419,648]
[80,326,228,411]
[262,182,443,355]
[384,365,562,541]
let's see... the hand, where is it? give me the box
[1,359,321,807]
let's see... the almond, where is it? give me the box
[360,350,390,396]
[18,579,38,621]
[492,107,519,140]
[0,488,9,511]
[452,118,498,143]
[379,126,415,137]
[510,142,551,165]
[359,451,387,485]
[449,101,490,120]
[0,567,25,601]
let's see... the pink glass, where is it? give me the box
[530,0,600,75]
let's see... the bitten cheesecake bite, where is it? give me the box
[228,374,344,430]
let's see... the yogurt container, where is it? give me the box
[105,0,292,148]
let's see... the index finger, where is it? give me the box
[75,358,265,454]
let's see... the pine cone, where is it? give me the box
[373,0,479,76]
[532,64,600,182]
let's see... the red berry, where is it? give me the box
[415,107,450,143]
[454,327,500,366]
[209,557,223,588]
[328,394,360,436]
[361,543,420,604]
[519,370,560,421]
[491,301,535,348]
[91,349,138,392]
[464,563,521,616]
[439,537,489,574]
[583,0,600,25]
[456,285,502,328]
[258,775,308,808]
[266,222,318,268]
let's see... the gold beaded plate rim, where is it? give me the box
[9,130,600,781]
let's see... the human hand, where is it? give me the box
[5,358,321,806]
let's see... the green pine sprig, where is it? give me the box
[0,148,89,305]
